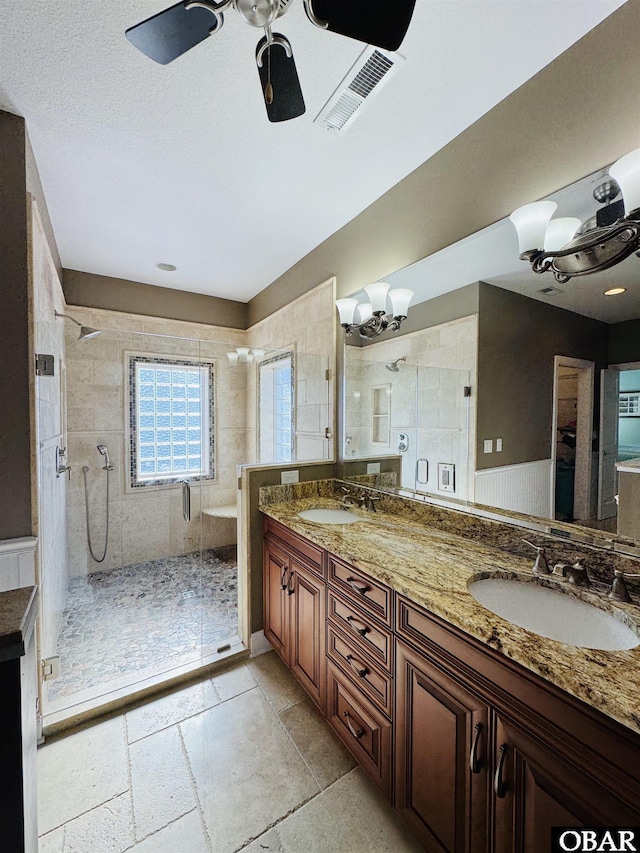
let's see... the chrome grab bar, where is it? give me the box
[182,480,191,522]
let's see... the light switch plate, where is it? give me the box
[496,438,503,452]
[367,462,381,474]
[281,470,299,484]
[483,439,493,454]
[438,463,455,492]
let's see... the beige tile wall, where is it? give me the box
[30,200,69,672]
[246,278,336,463]
[64,309,248,576]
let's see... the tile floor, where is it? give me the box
[38,652,422,853]
[49,548,237,700]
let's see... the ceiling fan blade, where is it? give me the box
[256,36,306,123]
[126,2,222,65]
[308,0,416,52]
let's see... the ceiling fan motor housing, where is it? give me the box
[235,0,280,27]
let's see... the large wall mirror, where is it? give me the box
[341,154,640,549]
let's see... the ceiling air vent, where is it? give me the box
[538,285,564,295]
[314,45,404,132]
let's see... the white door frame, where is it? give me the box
[551,356,595,521]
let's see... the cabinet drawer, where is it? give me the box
[327,662,392,799]
[326,623,393,719]
[328,557,392,627]
[327,590,392,672]
[264,519,325,578]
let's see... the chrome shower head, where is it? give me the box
[55,311,101,340]
[385,357,407,372]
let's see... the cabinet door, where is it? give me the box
[289,557,326,709]
[263,540,290,663]
[395,640,490,853]
[492,715,640,853]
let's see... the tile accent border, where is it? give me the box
[0,536,38,593]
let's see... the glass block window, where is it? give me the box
[128,355,214,488]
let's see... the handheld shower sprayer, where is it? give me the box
[97,444,114,471]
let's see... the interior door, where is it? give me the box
[598,369,619,520]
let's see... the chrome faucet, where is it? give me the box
[608,569,640,603]
[552,560,591,588]
[522,540,551,575]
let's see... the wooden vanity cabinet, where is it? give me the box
[263,520,326,709]
[396,595,640,850]
[262,521,640,851]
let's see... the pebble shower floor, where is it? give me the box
[48,547,238,700]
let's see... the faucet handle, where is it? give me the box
[608,568,640,603]
[522,539,551,575]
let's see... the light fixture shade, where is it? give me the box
[509,201,558,254]
[357,302,373,323]
[543,217,581,252]
[236,346,251,363]
[335,298,358,325]
[251,348,266,360]
[364,281,390,314]
[227,352,239,365]
[610,148,640,215]
[389,288,414,318]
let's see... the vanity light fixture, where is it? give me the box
[336,282,414,339]
[604,287,626,296]
[510,147,640,283]
[226,346,266,365]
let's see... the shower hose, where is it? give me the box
[82,464,110,563]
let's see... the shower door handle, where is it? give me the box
[182,481,191,522]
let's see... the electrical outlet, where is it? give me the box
[483,439,493,454]
[496,438,503,452]
[281,470,299,485]
[438,463,455,492]
[367,462,381,474]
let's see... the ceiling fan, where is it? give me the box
[126,0,416,122]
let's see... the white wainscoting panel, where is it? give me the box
[474,460,553,518]
[0,537,38,593]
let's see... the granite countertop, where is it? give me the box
[0,586,38,664]
[261,495,640,736]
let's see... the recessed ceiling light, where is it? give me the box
[156,262,176,272]
[603,287,626,296]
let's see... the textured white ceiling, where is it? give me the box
[0,0,626,301]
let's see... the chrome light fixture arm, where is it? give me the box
[341,311,408,340]
[520,209,640,284]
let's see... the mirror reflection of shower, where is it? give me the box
[82,444,114,563]
[385,356,407,372]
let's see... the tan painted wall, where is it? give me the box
[248,3,640,324]
[63,269,248,330]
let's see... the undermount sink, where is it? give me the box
[468,577,639,651]
[297,508,363,525]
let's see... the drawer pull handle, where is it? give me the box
[346,615,370,636]
[494,744,508,799]
[281,566,288,591]
[287,571,295,596]
[469,723,483,774]
[346,654,368,677]
[346,577,369,595]
[343,711,364,739]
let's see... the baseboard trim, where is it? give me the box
[250,630,273,658]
